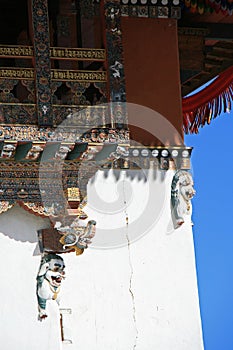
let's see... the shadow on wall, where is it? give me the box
[88,167,165,186]
[0,204,50,253]
[0,168,170,254]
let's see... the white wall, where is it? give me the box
[0,169,204,350]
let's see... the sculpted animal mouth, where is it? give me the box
[51,276,63,285]
[187,191,195,199]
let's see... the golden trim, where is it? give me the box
[0,45,106,61]
[51,69,107,82]
[50,47,106,61]
[0,45,33,57]
[0,68,107,82]
[0,68,34,79]
[0,103,36,107]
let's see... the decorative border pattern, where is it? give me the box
[0,46,34,57]
[108,146,192,170]
[120,4,181,19]
[0,45,106,61]
[0,69,107,82]
[31,0,53,126]
[52,105,109,126]
[184,0,233,16]
[0,201,14,214]
[0,104,37,124]
[178,27,209,36]
[52,70,106,82]
[0,69,34,79]
[18,200,87,218]
[50,48,105,61]
[93,0,181,18]
[0,125,130,143]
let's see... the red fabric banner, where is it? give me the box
[182,65,233,133]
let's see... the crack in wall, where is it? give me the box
[126,232,139,350]
[94,312,98,346]
[123,174,139,350]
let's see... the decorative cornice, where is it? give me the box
[114,146,192,170]
[0,145,192,204]
[0,125,129,143]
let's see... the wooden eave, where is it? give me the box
[178,12,233,96]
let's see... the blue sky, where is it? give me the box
[185,109,233,350]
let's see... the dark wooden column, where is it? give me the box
[101,0,128,128]
[30,0,53,126]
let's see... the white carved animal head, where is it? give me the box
[38,254,65,288]
[179,172,196,201]
[171,170,196,229]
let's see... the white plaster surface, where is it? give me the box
[0,169,204,350]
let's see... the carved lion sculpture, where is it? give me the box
[36,253,65,320]
[171,170,196,229]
